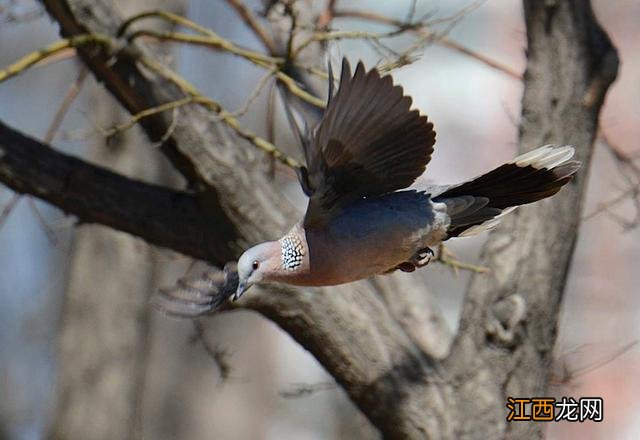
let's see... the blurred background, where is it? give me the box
[0,0,639,438]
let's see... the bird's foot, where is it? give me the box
[410,247,435,268]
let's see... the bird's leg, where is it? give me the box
[410,247,435,268]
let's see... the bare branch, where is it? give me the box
[0,120,231,262]
[125,29,281,65]
[435,243,489,275]
[333,8,522,79]
[223,0,277,54]
[44,68,88,143]
[0,193,20,231]
[0,34,110,83]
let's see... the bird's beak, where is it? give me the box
[233,281,248,301]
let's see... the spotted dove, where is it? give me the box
[234,59,580,299]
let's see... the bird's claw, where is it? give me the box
[412,247,435,267]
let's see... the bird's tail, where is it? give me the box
[435,145,580,238]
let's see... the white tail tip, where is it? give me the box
[512,145,575,169]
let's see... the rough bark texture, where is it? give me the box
[0,0,617,438]
[0,121,214,260]
[448,2,618,438]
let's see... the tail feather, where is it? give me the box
[436,145,580,238]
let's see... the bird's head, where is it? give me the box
[235,241,280,301]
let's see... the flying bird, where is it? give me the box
[234,59,579,300]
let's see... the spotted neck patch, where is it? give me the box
[281,234,305,271]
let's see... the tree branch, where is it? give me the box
[0,120,230,262]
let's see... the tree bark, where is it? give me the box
[449,2,618,438]
[0,121,216,261]
[0,0,617,438]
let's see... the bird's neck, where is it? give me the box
[265,225,311,284]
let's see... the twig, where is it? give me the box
[333,8,522,80]
[1,66,87,242]
[151,106,180,148]
[100,96,203,138]
[128,28,324,108]
[118,9,326,107]
[316,0,338,30]
[118,9,215,38]
[31,47,77,69]
[126,29,281,65]
[190,320,233,381]
[273,68,324,108]
[583,131,640,224]
[551,340,638,386]
[0,194,21,232]
[133,55,302,169]
[293,29,407,59]
[25,67,90,246]
[405,0,419,24]
[27,198,57,245]
[600,130,640,175]
[223,0,277,54]
[0,30,302,169]
[582,184,640,222]
[228,69,275,118]
[436,243,489,275]
[45,68,88,143]
[0,34,111,84]
[265,81,277,178]
[284,0,298,61]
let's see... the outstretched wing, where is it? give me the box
[301,59,436,227]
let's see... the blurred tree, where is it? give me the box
[50,1,184,439]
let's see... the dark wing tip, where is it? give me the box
[327,59,335,105]
[296,165,314,196]
[340,58,352,83]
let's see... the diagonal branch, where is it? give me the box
[223,0,277,54]
[0,120,230,262]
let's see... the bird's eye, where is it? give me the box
[252,260,260,270]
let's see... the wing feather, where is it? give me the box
[302,59,436,227]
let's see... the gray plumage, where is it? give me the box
[234,59,580,299]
